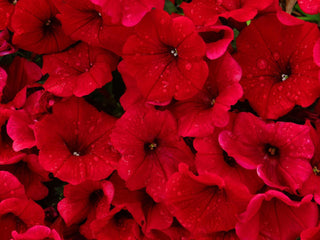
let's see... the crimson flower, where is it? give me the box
[0,198,44,240]
[53,0,133,55]
[91,0,164,26]
[0,171,26,201]
[0,0,16,30]
[119,9,208,105]
[180,0,273,26]
[298,0,320,15]
[11,225,62,240]
[110,105,195,202]
[90,206,141,240]
[0,154,49,201]
[42,42,118,97]
[58,180,114,239]
[234,13,320,119]
[11,0,74,54]
[219,112,313,193]
[34,97,119,184]
[236,191,318,240]
[170,53,242,137]
[165,164,252,236]
[0,56,42,111]
[194,114,264,194]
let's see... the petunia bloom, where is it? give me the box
[119,9,208,105]
[0,198,44,240]
[11,225,62,240]
[298,0,320,15]
[219,112,313,193]
[110,105,195,202]
[233,13,320,119]
[34,97,119,184]
[236,190,318,240]
[42,42,118,97]
[91,0,164,27]
[180,0,273,26]
[170,53,242,137]
[165,163,252,236]
[53,0,133,55]
[11,0,74,54]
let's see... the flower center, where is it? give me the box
[281,73,289,81]
[45,19,52,27]
[265,144,279,156]
[210,98,216,107]
[144,139,158,153]
[73,151,81,156]
[170,48,178,57]
[89,189,104,205]
[10,0,17,4]
[313,166,320,176]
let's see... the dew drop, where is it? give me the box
[257,58,267,70]
[185,63,192,70]
[273,52,280,61]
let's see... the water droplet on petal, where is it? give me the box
[185,63,192,70]
[257,58,267,70]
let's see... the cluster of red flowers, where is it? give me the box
[0,0,320,239]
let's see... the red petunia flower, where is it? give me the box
[90,206,141,240]
[197,24,234,60]
[53,0,133,55]
[0,0,16,30]
[108,173,173,236]
[314,38,320,67]
[301,225,320,240]
[219,112,313,193]
[165,163,252,236]
[233,13,320,119]
[7,90,59,152]
[0,154,49,201]
[0,171,26,201]
[34,97,119,184]
[0,29,16,56]
[236,191,318,240]
[91,0,164,27]
[11,225,62,240]
[119,9,208,105]
[110,105,195,202]
[0,198,44,240]
[170,53,242,137]
[0,56,42,112]
[180,0,273,26]
[7,110,35,151]
[300,121,320,204]
[298,0,320,15]
[42,42,118,97]
[58,180,114,239]
[10,0,74,54]
[194,114,264,194]
[0,123,26,165]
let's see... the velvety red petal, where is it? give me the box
[166,164,252,235]
[298,0,320,15]
[92,0,164,26]
[42,42,118,97]
[11,225,62,240]
[0,171,26,201]
[236,191,318,240]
